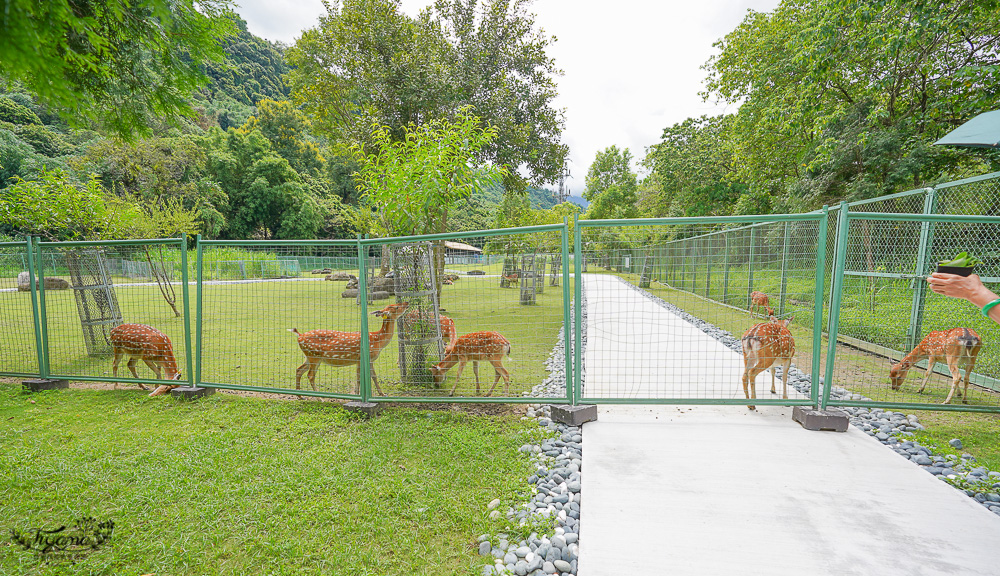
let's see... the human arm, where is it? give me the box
[927,273,1000,324]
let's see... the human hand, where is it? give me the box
[927,273,995,306]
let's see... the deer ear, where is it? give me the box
[782,318,792,327]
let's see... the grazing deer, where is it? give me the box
[750,291,773,317]
[401,310,458,352]
[740,316,795,410]
[109,323,183,397]
[289,302,409,396]
[889,328,982,404]
[430,331,511,397]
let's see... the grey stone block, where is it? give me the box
[550,404,598,426]
[169,386,215,400]
[344,401,382,417]
[793,406,849,432]
[22,379,69,392]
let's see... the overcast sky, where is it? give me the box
[234,0,781,196]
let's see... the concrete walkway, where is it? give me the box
[577,275,1000,576]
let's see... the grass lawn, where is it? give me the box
[0,385,546,575]
[0,274,573,400]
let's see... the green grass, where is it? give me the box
[0,385,546,575]
[0,274,572,399]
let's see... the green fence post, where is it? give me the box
[573,215,583,405]
[36,238,51,378]
[179,236,194,386]
[747,226,757,310]
[705,237,712,298]
[822,203,850,410]
[723,233,730,304]
[811,208,829,408]
[26,236,45,377]
[357,237,372,401]
[779,221,791,316]
[906,188,937,351]
[681,240,688,290]
[562,218,572,405]
[195,235,204,387]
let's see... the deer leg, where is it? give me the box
[370,362,383,396]
[917,354,936,394]
[126,358,148,390]
[485,359,510,397]
[781,356,791,400]
[961,355,978,403]
[473,361,481,396]
[742,360,760,410]
[769,365,777,395]
[295,360,310,390]
[943,354,962,405]
[448,359,468,396]
[306,361,319,392]
[142,357,163,379]
[112,350,123,389]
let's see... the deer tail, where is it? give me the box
[288,328,300,335]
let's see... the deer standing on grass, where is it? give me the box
[401,310,458,352]
[740,316,795,410]
[750,291,774,317]
[430,331,511,397]
[109,323,183,397]
[889,328,982,404]
[289,302,409,396]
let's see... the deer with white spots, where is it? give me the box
[109,323,183,397]
[740,316,795,410]
[890,327,982,404]
[750,290,773,317]
[430,331,511,397]
[289,302,409,396]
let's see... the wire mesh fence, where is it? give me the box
[196,241,362,398]
[825,213,1000,410]
[0,241,39,376]
[575,215,826,405]
[33,239,192,389]
[363,226,571,402]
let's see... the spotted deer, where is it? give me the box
[430,331,511,397]
[750,290,773,317]
[889,328,982,404]
[740,316,795,410]
[109,323,183,397]
[401,310,458,353]
[289,302,409,396]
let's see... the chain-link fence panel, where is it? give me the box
[0,241,40,376]
[36,240,191,389]
[575,216,826,405]
[196,241,361,398]
[363,226,571,402]
[827,214,1000,410]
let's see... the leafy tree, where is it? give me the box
[0,0,235,137]
[353,110,505,237]
[239,99,325,177]
[582,146,639,220]
[288,0,567,189]
[702,0,1000,208]
[0,97,41,125]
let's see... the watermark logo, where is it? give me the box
[10,517,114,555]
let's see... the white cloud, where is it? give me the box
[234,0,780,194]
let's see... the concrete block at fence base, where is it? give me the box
[792,406,849,432]
[550,404,598,426]
[169,386,215,400]
[22,379,69,392]
[344,401,382,417]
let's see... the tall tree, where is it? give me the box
[582,146,639,220]
[0,0,236,137]
[702,0,1000,208]
[287,0,566,189]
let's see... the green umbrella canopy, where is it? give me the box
[934,110,1000,148]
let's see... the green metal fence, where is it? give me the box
[4,173,1000,415]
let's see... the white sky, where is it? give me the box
[234,0,781,195]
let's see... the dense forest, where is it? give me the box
[3,0,999,243]
[0,3,572,242]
